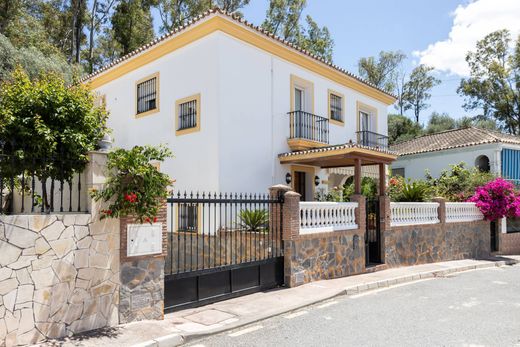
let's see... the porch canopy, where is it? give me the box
[278,143,398,195]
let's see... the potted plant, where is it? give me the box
[91,144,173,225]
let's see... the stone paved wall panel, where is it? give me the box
[0,214,120,347]
[499,232,520,255]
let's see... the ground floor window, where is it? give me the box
[507,217,520,233]
[177,203,198,232]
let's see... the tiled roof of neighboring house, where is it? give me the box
[278,142,397,159]
[390,127,520,156]
[79,8,396,100]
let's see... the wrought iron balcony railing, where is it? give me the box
[356,130,389,149]
[288,110,329,144]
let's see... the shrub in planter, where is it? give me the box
[239,209,269,232]
[91,145,173,223]
[468,178,520,221]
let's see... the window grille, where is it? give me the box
[136,77,157,114]
[330,93,343,122]
[178,99,198,130]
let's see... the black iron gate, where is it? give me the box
[164,192,284,312]
[490,221,499,252]
[365,198,381,264]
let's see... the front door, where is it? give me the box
[366,198,382,264]
[294,171,307,201]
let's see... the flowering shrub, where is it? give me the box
[387,176,432,202]
[468,178,520,221]
[91,145,173,223]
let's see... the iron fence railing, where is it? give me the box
[0,154,87,215]
[288,110,329,144]
[165,192,284,277]
[356,130,389,149]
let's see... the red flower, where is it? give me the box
[124,192,138,203]
[153,217,158,223]
[145,217,151,223]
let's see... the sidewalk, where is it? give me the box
[35,256,520,347]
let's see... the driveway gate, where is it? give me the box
[366,198,381,264]
[164,192,284,311]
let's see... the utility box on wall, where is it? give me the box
[127,223,163,257]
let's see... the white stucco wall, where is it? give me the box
[93,30,389,196]
[392,144,500,180]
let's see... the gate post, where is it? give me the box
[269,184,301,287]
[350,194,366,268]
[119,202,167,323]
[379,195,390,264]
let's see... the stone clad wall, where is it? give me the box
[284,229,365,287]
[0,213,120,347]
[499,232,520,255]
[384,221,490,267]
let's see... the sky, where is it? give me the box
[233,0,520,125]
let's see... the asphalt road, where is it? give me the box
[187,265,520,347]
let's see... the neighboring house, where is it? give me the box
[390,126,520,235]
[83,9,397,203]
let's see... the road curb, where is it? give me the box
[132,258,519,347]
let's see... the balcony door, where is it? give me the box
[359,110,375,132]
[294,87,305,112]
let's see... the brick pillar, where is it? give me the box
[350,194,366,269]
[119,202,167,324]
[269,185,301,287]
[379,195,390,264]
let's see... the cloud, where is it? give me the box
[414,0,520,76]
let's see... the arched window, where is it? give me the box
[475,155,490,172]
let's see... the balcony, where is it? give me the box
[356,130,389,149]
[287,111,329,151]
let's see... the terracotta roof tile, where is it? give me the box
[278,142,397,158]
[80,8,395,100]
[390,127,520,156]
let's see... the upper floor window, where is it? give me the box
[136,73,159,117]
[176,94,201,135]
[357,102,377,133]
[328,90,344,125]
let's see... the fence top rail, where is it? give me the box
[445,202,478,206]
[390,202,439,207]
[300,201,358,207]
[167,192,283,204]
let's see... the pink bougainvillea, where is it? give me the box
[468,178,520,221]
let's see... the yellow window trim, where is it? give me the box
[135,72,160,119]
[87,16,395,105]
[175,203,202,233]
[328,89,345,127]
[290,75,315,113]
[356,101,378,132]
[290,164,316,200]
[175,93,201,136]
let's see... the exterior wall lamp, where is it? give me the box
[285,173,292,185]
[314,175,320,186]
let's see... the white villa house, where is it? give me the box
[83,9,397,203]
[390,127,520,234]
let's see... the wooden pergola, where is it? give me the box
[279,143,398,195]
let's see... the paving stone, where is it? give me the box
[0,318,6,340]
[16,268,32,284]
[90,282,117,296]
[63,303,83,324]
[31,268,58,289]
[16,284,34,304]
[5,224,38,248]
[0,240,22,267]
[31,256,54,271]
[0,278,18,296]
[89,252,109,269]
[77,236,93,249]
[60,225,75,239]
[33,303,50,323]
[74,225,90,240]
[75,214,91,226]
[17,308,34,335]
[41,221,65,242]
[28,215,57,232]
[184,309,236,326]
[34,237,51,255]
[0,267,12,282]
[74,249,90,268]
[1,215,29,229]
[49,238,75,258]
[52,259,77,282]
[5,331,17,347]
[69,288,90,304]
[62,214,76,227]
[3,290,16,313]
[8,255,36,270]
[0,223,5,241]
[49,282,72,316]
[4,309,20,333]
[16,327,44,345]
[33,288,52,305]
